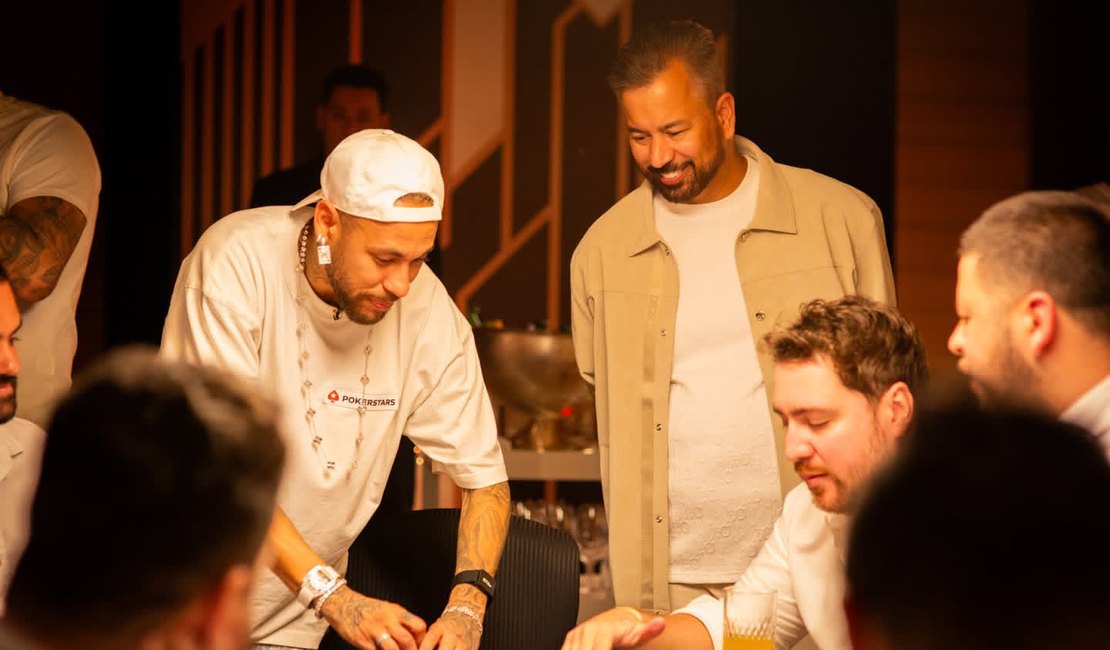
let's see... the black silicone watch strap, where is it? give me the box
[452,569,496,599]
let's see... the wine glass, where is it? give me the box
[570,503,609,593]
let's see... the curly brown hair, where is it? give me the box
[764,296,928,401]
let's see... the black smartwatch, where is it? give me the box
[452,569,496,599]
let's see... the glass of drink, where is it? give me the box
[723,587,776,650]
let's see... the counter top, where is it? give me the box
[499,439,602,481]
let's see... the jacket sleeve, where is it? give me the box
[848,190,897,306]
[569,243,596,388]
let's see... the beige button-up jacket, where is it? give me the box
[570,137,895,611]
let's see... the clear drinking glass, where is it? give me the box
[572,503,609,592]
[722,588,776,650]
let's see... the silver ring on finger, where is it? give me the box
[375,631,392,647]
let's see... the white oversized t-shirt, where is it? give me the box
[0,93,100,427]
[161,206,507,648]
[654,155,782,583]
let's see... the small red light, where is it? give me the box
[560,407,573,418]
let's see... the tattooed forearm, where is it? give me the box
[451,481,510,611]
[322,586,378,628]
[0,196,87,306]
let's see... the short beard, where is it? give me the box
[973,332,1046,412]
[324,247,386,326]
[644,136,726,203]
[812,413,892,515]
[0,375,17,425]
[326,266,385,326]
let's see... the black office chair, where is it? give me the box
[320,508,580,650]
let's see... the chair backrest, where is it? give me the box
[319,508,580,650]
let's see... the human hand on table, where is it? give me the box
[417,604,483,650]
[561,606,667,649]
[320,586,427,650]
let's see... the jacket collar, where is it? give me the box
[0,423,24,481]
[624,136,797,257]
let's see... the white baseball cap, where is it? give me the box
[291,129,444,222]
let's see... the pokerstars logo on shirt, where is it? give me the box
[342,396,396,407]
[322,388,399,411]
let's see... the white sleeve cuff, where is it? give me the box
[673,594,724,650]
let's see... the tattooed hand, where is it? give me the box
[320,585,427,650]
[419,606,482,650]
[416,480,509,649]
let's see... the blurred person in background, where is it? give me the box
[0,91,100,427]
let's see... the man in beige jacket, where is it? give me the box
[570,19,895,616]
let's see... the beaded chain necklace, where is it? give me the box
[296,219,374,479]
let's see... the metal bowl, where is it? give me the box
[472,327,594,450]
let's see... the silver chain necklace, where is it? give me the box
[296,220,373,480]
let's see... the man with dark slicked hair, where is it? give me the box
[572,17,895,615]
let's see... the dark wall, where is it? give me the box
[1030,0,1109,189]
[5,0,1102,370]
[5,1,108,367]
[102,3,182,348]
[732,1,898,265]
[291,0,445,165]
[4,1,180,368]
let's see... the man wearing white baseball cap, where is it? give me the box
[162,129,510,650]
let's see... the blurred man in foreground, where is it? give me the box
[0,348,286,650]
[845,406,1110,650]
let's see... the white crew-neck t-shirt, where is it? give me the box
[0,93,100,427]
[654,155,782,583]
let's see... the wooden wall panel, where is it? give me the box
[177,0,737,332]
[177,0,1047,368]
[894,0,1030,375]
